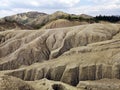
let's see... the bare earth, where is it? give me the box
[0,23,120,90]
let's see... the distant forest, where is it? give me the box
[95,15,120,23]
[60,15,120,23]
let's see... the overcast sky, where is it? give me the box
[0,0,120,17]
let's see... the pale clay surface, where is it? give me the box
[0,23,120,90]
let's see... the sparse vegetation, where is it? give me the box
[34,23,46,29]
[1,11,120,30]
[58,14,96,23]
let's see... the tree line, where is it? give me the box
[95,15,120,23]
[59,15,120,23]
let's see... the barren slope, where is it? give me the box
[42,19,88,29]
[0,23,120,90]
[0,19,33,31]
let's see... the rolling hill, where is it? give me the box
[0,11,93,30]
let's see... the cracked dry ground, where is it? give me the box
[1,23,120,90]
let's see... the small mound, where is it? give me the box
[28,78,82,90]
[42,19,88,29]
[77,79,120,90]
[0,75,34,90]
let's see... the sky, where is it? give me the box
[0,0,120,17]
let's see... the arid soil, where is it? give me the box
[0,23,120,90]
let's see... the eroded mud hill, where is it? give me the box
[0,23,120,90]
